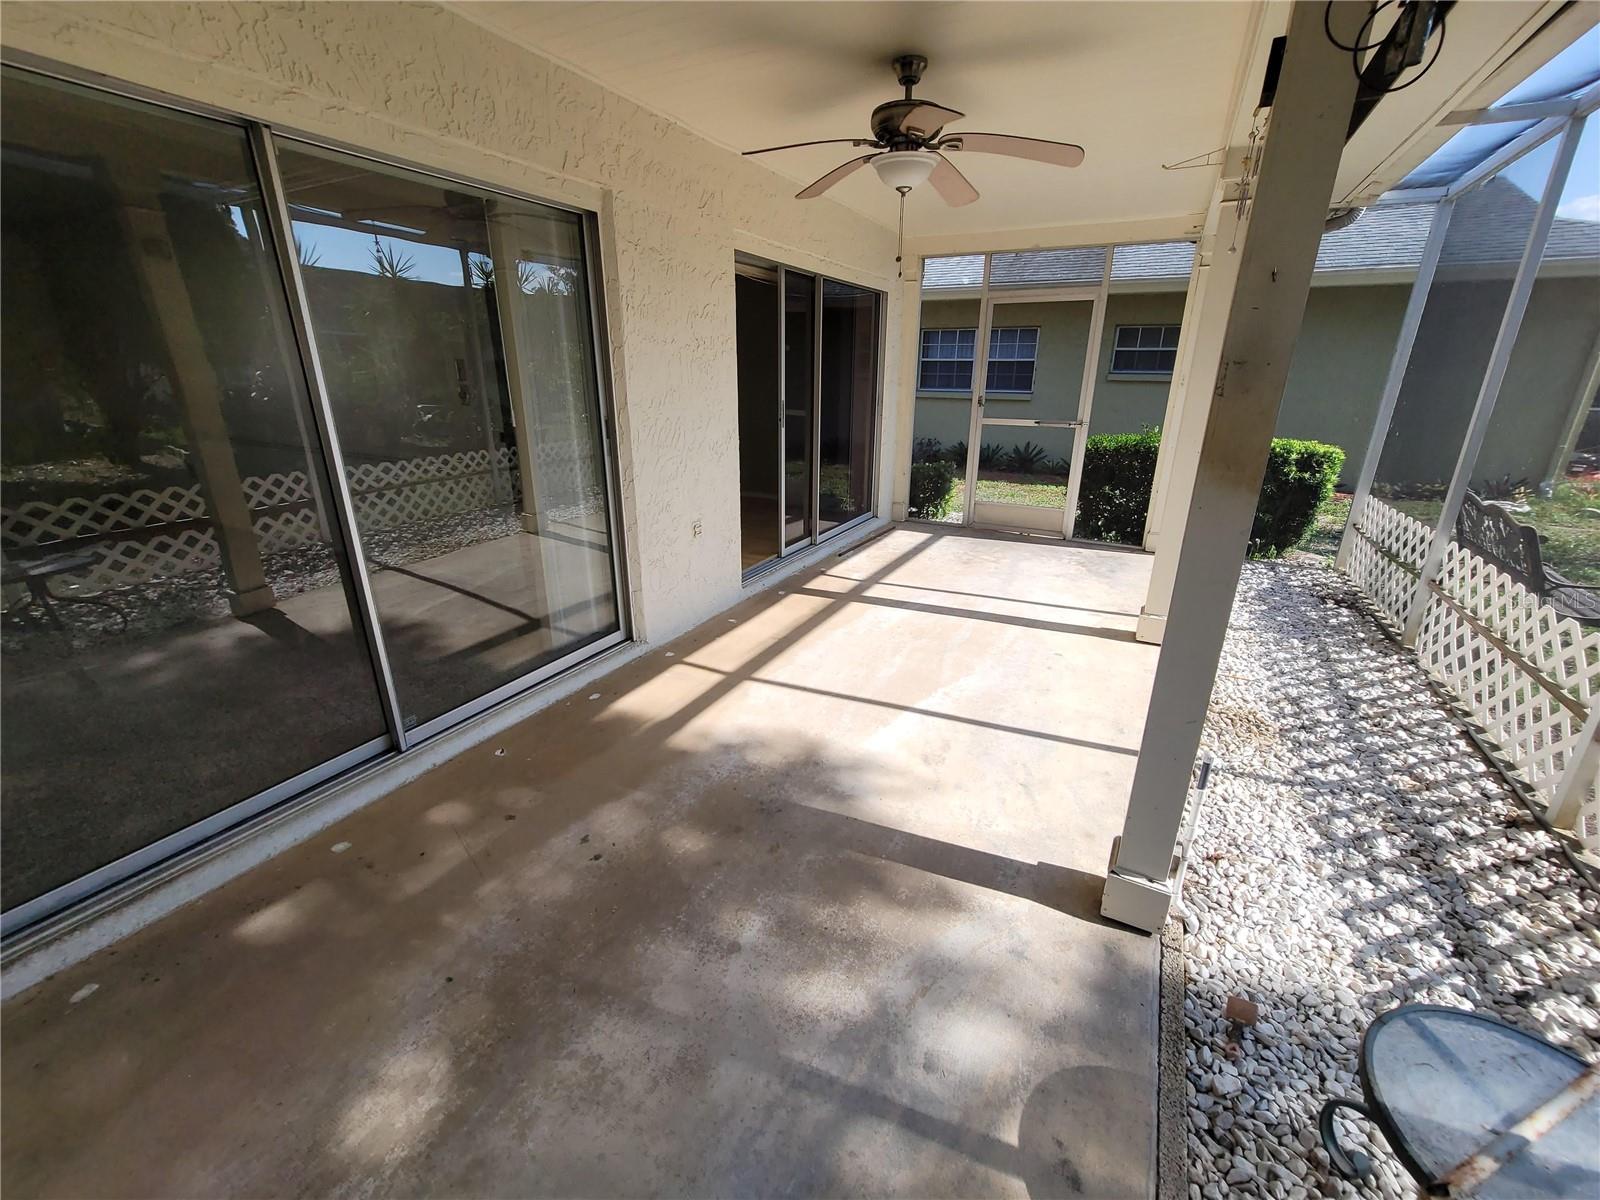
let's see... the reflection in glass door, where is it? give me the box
[818,281,880,533]
[967,290,1103,535]
[784,269,815,548]
[736,263,782,571]
[0,71,389,920]
[271,139,623,738]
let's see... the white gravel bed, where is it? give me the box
[1180,559,1600,1200]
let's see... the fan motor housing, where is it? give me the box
[870,98,950,146]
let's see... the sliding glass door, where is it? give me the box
[819,281,880,534]
[272,141,621,736]
[0,71,388,916]
[0,66,625,928]
[736,256,880,576]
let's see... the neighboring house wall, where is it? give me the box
[918,274,1597,490]
[1386,273,1600,489]
[0,0,902,645]
[1279,283,1408,482]
[1091,292,1189,434]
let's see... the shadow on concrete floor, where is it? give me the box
[3,524,1162,1198]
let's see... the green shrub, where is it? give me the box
[1250,439,1345,557]
[1009,440,1049,474]
[1076,428,1162,545]
[1072,427,1344,555]
[909,460,958,520]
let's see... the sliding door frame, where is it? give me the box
[0,55,633,936]
[740,252,885,581]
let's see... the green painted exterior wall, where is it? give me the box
[916,273,1600,490]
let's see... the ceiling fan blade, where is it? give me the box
[795,154,880,199]
[927,152,980,207]
[939,132,1085,168]
[744,138,873,156]
[897,102,964,139]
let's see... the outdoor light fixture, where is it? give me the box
[871,150,938,192]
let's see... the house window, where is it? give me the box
[986,327,1038,394]
[1110,324,1182,376]
[918,328,976,391]
[918,327,1039,393]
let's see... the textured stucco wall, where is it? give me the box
[0,1,901,643]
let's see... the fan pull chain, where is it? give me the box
[895,186,909,281]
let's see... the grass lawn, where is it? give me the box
[1297,480,1600,584]
[973,472,1068,507]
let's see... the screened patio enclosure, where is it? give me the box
[910,240,1198,540]
[1336,31,1600,849]
[0,68,627,930]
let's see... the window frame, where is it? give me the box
[1108,323,1182,379]
[917,325,1040,395]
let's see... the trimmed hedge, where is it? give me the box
[906,428,1342,555]
[1250,438,1345,557]
[908,460,958,520]
[1051,427,1344,556]
[1075,429,1163,546]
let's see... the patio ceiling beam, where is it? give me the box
[1132,0,1284,591]
[902,214,1204,261]
[1102,0,1367,933]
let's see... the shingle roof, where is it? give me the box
[920,186,1598,290]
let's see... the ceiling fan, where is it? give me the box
[742,55,1085,207]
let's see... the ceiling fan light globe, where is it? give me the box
[871,151,937,192]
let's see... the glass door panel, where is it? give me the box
[971,297,1094,534]
[736,265,782,572]
[0,72,387,913]
[783,270,815,547]
[818,280,880,534]
[274,139,621,733]
[912,290,979,524]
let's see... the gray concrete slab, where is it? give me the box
[2,525,1163,1199]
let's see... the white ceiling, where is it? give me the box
[451,1,1577,240]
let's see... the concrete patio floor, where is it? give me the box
[2,525,1164,1199]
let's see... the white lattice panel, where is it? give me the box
[1,446,577,592]
[243,470,312,509]
[1346,497,1434,627]
[1415,540,1600,800]
[253,508,323,553]
[1,485,207,546]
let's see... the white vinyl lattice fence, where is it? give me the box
[1346,496,1600,822]
[1345,495,1432,629]
[0,444,596,593]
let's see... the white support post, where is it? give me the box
[1549,702,1600,832]
[486,206,545,537]
[1102,0,1365,932]
[1334,197,1456,571]
[112,168,275,616]
[891,272,923,521]
[1142,253,1207,552]
[1134,204,1245,645]
[1399,118,1585,647]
